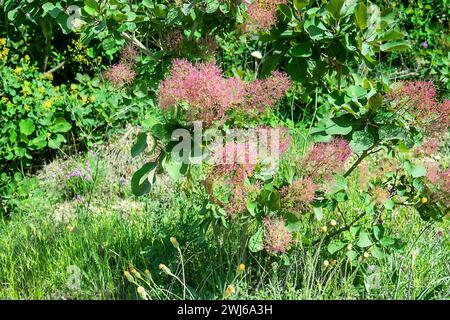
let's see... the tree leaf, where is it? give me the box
[291,42,312,58]
[325,115,354,135]
[373,225,384,241]
[49,118,72,133]
[379,124,406,141]
[412,164,426,178]
[328,239,346,254]
[48,134,66,149]
[261,54,280,77]
[350,130,374,152]
[355,2,368,30]
[19,119,35,136]
[357,231,372,248]
[131,162,157,196]
[380,40,411,52]
[248,227,264,253]
[131,132,148,157]
[326,0,346,19]
[285,57,307,82]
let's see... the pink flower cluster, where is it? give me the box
[205,140,258,217]
[245,0,288,31]
[279,139,352,211]
[207,127,291,216]
[263,216,292,255]
[243,72,292,116]
[280,177,317,214]
[103,45,137,88]
[415,137,441,158]
[424,161,450,206]
[257,125,292,156]
[301,138,353,182]
[424,160,441,184]
[388,82,449,135]
[222,183,261,217]
[163,30,184,53]
[371,186,390,205]
[212,141,258,183]
[158,59,245,126]
[119,45,138,65]
[158,59,291,126]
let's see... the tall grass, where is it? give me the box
[0,133,448,300]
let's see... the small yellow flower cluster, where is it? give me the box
[44,72,53,81]
[21,81,32,97]
[1,96,10,104]
[0,38,9,61]
[43,98,55,111]
[78,95,96,104]
[14,66,24,75]
[67,38,90,66]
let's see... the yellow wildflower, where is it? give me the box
[44,73,53,81]
[81,96,88,104]
[224,284,235,299]
[43,99,53,111]
[14,67,24,75]
[0,38,6,46]
[0,47,9,60]
[89,96,95,103]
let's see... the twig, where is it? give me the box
[311,210,366,246]
[343,145,381,178]
[44,61,65,75]
[121,32,153,57]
